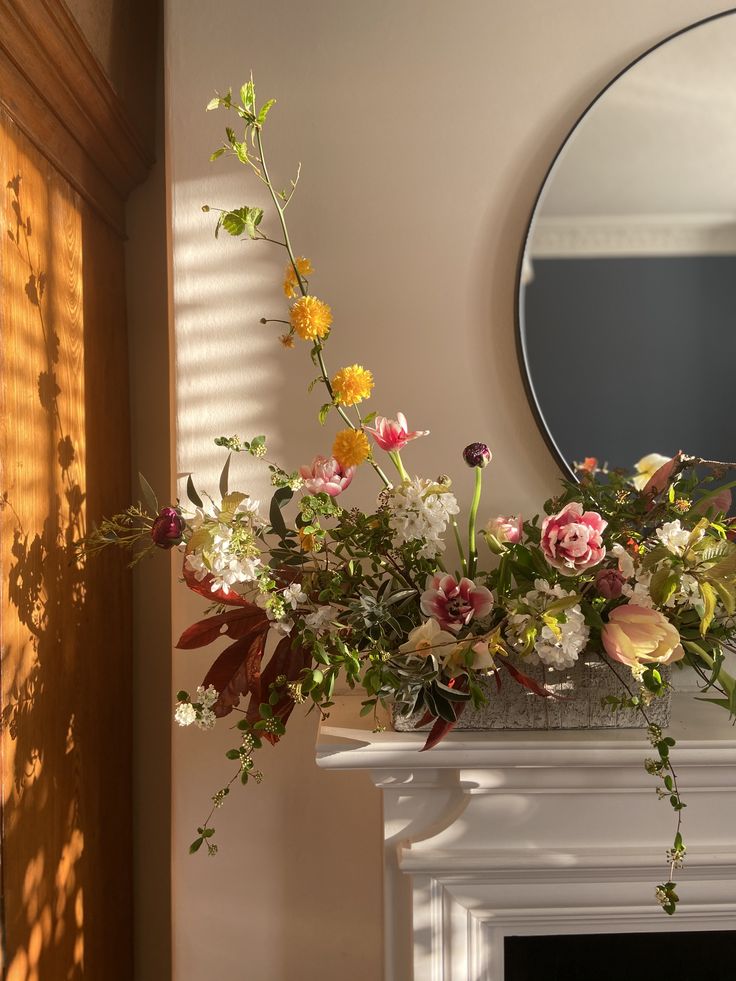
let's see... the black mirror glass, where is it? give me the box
[518,11,736,479]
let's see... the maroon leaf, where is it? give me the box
[501,659,559,698]
[420,676,469,751]
[202,625,270,718]
[177,607,269,649]
[247,637,311,743]
[182,558,256,607]
[420,701,468,751]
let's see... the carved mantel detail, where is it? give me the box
[318,696,736,980]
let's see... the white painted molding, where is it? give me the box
[317,695,736,980]
[529,213,736,258]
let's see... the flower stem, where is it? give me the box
[387,450,409,482]
[451,517,468,577]
[255,126,391,490]
[467,466,483,578]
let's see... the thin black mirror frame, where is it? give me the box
[514,6,736,483]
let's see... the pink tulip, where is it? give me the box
[299,456,355,497]
[485,515,523,545]
[541,501,607,575]
[420,574,494,634]
[364,412,429,452]
[602,604,684,669]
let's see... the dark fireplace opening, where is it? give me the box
[504,930,736,981]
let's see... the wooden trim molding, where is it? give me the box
[0,0,154,234]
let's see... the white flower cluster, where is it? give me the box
[613,540,700,612]
[184,495,264,596]
[303,604,339,635]
[174,684,218,730]
[385,478,459,559]
[507,579,589,670]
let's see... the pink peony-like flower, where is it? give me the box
[595,567,625,599]
[364,412,429,452]
[485,514,523,545]
[299,455,355,497]
[602,604,684,670]
[420,573,494,634]
[541,501,607,574]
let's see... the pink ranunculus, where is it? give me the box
[299,456,355,497]
[602,604,684,670]
[420,574,494,634]
[364,412,429,452]
[485,514,523,545]
[595,567,625,600]
[541,501,607,574]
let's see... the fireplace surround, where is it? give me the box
[317,695,736,980]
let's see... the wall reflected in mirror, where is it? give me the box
[519,12,736,478]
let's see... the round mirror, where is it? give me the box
[518,10,736,480]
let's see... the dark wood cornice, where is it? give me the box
[0,0,154,235]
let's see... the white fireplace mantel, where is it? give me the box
[316,695,736,980]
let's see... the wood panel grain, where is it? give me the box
[0,109,132,980]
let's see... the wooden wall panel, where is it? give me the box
[0,109,132,979]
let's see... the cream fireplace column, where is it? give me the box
[317,696,736,981]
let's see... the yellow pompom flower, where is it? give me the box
[289,295,332,341]
[283,256,314,298]
[332,428,370,468]
[331,364,374,406]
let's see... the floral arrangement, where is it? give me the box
[84,80,736,916]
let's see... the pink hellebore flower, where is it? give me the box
[420,574,494,634]
[541,501,607,574]
[299,455,355,497]
[602,604,684,670]
[364,412,429,452]
[485,515,523,545]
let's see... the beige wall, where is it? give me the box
[165,3,729,978]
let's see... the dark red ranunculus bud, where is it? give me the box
[595,567,625,600]
[462,442,492,469]
[151,507,185,549]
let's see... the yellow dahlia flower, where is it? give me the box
[331,364,374,406]
[283,256,314,298]
[332,429,370,468]
[289,295,332,341]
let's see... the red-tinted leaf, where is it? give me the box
[182,557,256,607]
[177,607,268,649]
[412,676,463,731]
[202,626,270,718]
[501,659,556,698]
[420,677,468,751]
[420,701,467,751]
[247,637,311,743]
[643,451,684,497]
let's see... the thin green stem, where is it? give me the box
[451,517,468,577]
[467,467,483,578]
[254,126,391,490]
[388,450,409,482]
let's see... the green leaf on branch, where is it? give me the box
[138,472,159,515]
[210,147,226,161]
[318,403,332,425]
[240,81,256,113]
[186,474,203,509]
[698,580,717,636]
[221,207,263,238]
[257,99,276,125]
[649,568,680,607]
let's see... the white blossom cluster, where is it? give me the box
[506,579,589,670]
[184,495,264,596]
[174,684,218,730]
[612,540,700,612]
[385,478,459,559]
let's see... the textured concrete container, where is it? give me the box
[392,654,671,731]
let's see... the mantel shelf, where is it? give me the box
[316,693,736,773]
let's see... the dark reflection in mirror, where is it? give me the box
[518,11,736,477]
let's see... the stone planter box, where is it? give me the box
[392,654,671,731]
